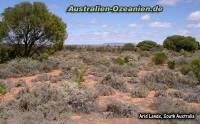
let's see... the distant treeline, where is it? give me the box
[65,35,200,52]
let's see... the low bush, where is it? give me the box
[108,64,125,75]
[113,57,129,65]
[18,81,97,114]
[168,90,184,98]
[60,66,73,80]
[184,93,200,103]
[50,76,63,83]
[122,65,138,77]
[131,84,149,98]
[152,97,189,113]
[0,81,7,95]
[152,97,197,124]
[174,56,192,65]
[8,58,40,77]
[81,54,96,65]
[104,100,138,118]
[142,69,198,88]
[89,65,108,77]
[0,58,40,78]
[154,90,168,97]
[100,73,128,92]
[180,64,192,75]
[66,91,95,113]
[19,84,55,111]
[167,60,175,70]
[122,43,136,51]
[138,50,151,57]
[37,59,60,72]
[190,58,200,81]
[127,77,140,84]
[152,52,168,65]
[180,57,200,82]
[39,53,49,61]
[0,58,60,79]
[63,82,96,113]
[0,45,14,63]
[33,74,52,82]
[145,82,168,91]
[180,49,191,57]
[95,84,115,96]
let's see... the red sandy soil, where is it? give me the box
[0,69,62,104]
[82,72,157,124]
[1,69,199,124]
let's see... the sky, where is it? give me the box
[0,0,200,45]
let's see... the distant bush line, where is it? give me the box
[1,34,200,63]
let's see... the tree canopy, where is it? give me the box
[163,35,199,52]
[137,40,159,51]
[0,2,67,57]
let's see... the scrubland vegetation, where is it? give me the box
[0,42,200,123]
[0,1,200,124]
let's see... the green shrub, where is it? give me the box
[190,58,200,81]
[39,53,49,61]
[167,61,175,69]
[113,57,128,65]
[152,52,168,65]
[180,64,192,75]
[137,40,158,51]
[0,45,14,63]
[122,43,136,51]
[73,67,88,85]
[0,82,7,95]
[0,2,67,57]
[163,35,199,52]
[180,57,200,81]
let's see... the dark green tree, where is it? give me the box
[163,35,198,52]
[137,40,158,51]
[0,2,67,57]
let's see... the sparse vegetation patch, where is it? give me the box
[131,84,149,98]
[104,100,139,118]
[100,73,128,92]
